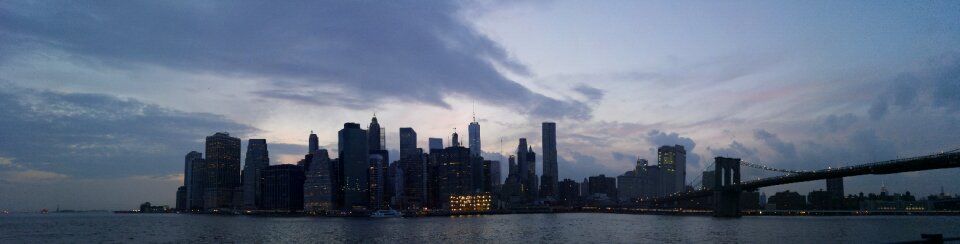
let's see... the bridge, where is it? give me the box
[639,148,960,217]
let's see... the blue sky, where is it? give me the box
[1,0,959,210]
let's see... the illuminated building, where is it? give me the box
[203,132,242,211]
[657,145,686,196]
[449,193,492,213]
[304,149,334,212]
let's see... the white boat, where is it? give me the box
[369,209,402,218]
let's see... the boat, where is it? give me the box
[369,209,402,218]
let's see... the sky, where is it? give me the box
[1,0,959,211]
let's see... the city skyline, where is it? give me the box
[1,1,960,211]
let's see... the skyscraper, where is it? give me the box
[338,123,369,210]
[436,140,473,209]
[399,127,417,160]
[260,164,305,211]
[368,154,386,209]
[401,148,427,209]
[203,132,241,210]
[517,138,529,177]
[429,138,443,151]
[469,118,481,157]
[451,131,460,147]
[368,116,384,151]
[541,122,558,198]
[242,139,269,210]
[309,132,319,154]
[304,149,334,211]
[657,145,686,196]
[184,151,203,210]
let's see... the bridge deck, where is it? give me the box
[641,151,960,203]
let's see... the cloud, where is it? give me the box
[0,1,592,120]
[0,83,255,178]
[0,170,68,184]
[611,152,631,161]
[753,129,797,159]
[559,150,618,180]
[708,141,758,159]
[821,113,859,132]
[573,84,605,102]
[868,53,960,120]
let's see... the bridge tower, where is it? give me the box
[714,157,742,217]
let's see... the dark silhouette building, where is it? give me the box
[588,174,617,202]
[203,132,242,210]
[339,123,369,210]
[429,138,443,151]
[175,186,187,211]
[769,190,806,210]
[184,151,204,210]
[436,141,474,209]
[308,132,319,154]
[242,139,269,210]
[557,179,580,206]
[541,122,558,199]
[469,116,481,157]
[261,164,306,212]
[304,149,334,211]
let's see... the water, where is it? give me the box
[1,213,958,243]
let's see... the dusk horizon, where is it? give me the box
[1,1,960,242]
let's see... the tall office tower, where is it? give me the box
[368,154,386,209]
[436,144,473,209]
[399,128,417,160]
[368,116,384,151]
[385,160,402,208]
[541,122,558,198]
[517,138,529,179]
[184,151,203,210]
[304,149,334,211]
[657,145,686,195]
[469,118,481,157]
[260,164,305,211]
[429,138,443,151]
[451,131,461,147]
[203,132,242,210]
[525,146,538,201]
[508,155,518,176]
[481,160,495,192]
[489,160,501,187]
[401,148,427,209]
[309,132,319,154]
[339,123,369,210]
[242,139,270,210]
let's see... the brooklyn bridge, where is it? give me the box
[639,148,960,217]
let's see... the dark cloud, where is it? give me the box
[821,113,859,132]
[0,83,255,178]
[869,53,960,120]
[558,150,617,180]
[753,129,797,159]
[708,141,758,159]
[573,84,605,102]
[0,1,592,120]
[611,152,631,161]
